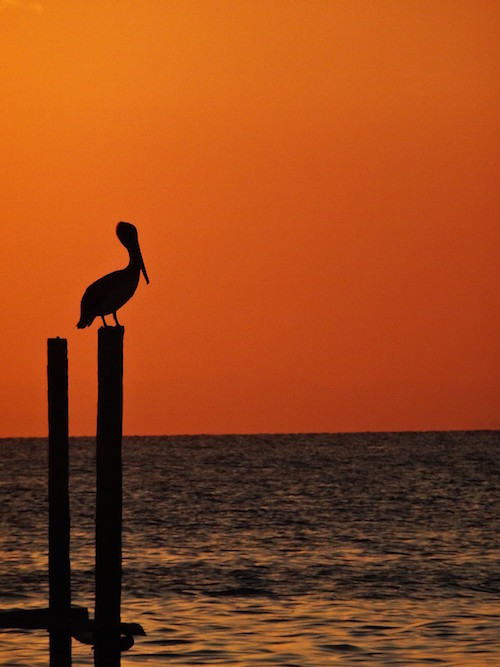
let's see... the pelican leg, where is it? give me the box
[101,315,108,327]
[113,312,121,326]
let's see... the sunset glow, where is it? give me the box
[0,0,498,436]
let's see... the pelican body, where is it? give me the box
[77,222,149,328]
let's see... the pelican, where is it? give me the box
[77,222,149,328]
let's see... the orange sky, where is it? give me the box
[0,0,498,436]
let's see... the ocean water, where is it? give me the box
[0,431,498,666]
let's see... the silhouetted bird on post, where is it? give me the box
[77,222,149,328]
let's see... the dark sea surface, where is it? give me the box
[0,431,498,666]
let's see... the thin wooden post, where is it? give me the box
[94,326,124,667]
[47,337,72,667]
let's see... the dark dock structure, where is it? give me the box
[0,330,145,666]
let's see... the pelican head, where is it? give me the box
[117,221,149,284]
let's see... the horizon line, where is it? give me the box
[1,427,498,441]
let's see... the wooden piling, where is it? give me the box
[47,337,71,667]
[94,326,124,667]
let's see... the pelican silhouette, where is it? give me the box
[77,222,149,328]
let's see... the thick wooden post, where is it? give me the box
[94,326,124,667]
[47,338,72,667]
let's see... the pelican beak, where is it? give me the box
[138,245,149,284]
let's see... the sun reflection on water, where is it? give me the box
[2,595,498,666]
